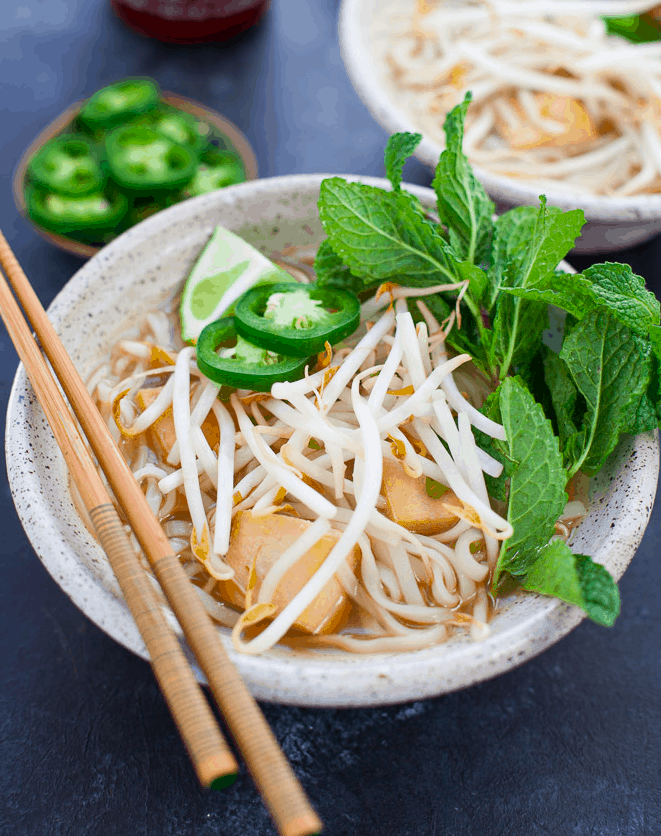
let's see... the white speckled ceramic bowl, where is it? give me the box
[6,174,659,707]
[339,0,661,254]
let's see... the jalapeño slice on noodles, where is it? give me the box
[196,317,311,392]
[234,283,360,357]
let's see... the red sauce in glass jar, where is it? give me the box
[111,0,270,44]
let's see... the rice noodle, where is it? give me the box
[212,400,236,556]
[172,347,208,543]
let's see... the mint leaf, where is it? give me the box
[516,350,556,435]
[488,199,585,379]
[649,323,661,360]
[490,294,549,378]
[625,390,658,434]
[501,262,660,337]
[458,261,489,305]
[492,377,620,625]
[543,348,579,447]
[522,540,620,627]
[314,238,361,293]
[647,325,661,424]
[498,270,595,318]
[560,310,651,477]
[492,377,567,586]
[621,334,657,433]
[318,178,476,288]
[384,132,422,192]
[573,553,621,626]
[486,205,538,310]
[432,94,494,265]
[585,262,660,334]
[504,201,585,291]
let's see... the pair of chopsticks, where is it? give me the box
[0,230,322,836]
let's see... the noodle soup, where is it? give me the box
[373,0,661,197]
[340,0,661,251]
[86,250,584,656]
[9,174,656,705]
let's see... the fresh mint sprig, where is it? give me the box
[432,93,494,266]
[316,92,660,628]
[489,378,621,628]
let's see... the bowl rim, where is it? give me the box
[338,0,661,222]
[6,172,660,707]
[13,92,258,259]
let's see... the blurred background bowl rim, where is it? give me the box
[338,0,661,223]
[13,91,259,259]
[6,172,659,707]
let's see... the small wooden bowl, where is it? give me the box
[13,92,258,259]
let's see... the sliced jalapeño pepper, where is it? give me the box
[106,124,196,192]
[26,186,128,240]
[28,136,106,196]
[196,317,310,392]
[182,148,245,197]
[136,107,205,154]
[234,283,360,357]
[78,78,160,131]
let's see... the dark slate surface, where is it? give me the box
[1,2,661,834]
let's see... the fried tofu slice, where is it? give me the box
[382,459,460,536]
[502,93,596,151]
[218,511,359,635]
[136,386,220,458]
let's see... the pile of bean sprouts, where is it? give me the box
[379,0,661,196]
[88,279,585,656]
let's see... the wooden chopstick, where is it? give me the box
[0,230,322,836]
[0,261,238,790]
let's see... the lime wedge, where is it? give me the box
[179,224,295,343]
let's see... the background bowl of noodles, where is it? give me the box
[6,174,659,707]
[339,0,661,253]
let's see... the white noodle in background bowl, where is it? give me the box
[6,175,659,707]
[339,0,661,253]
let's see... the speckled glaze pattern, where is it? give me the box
[6,174,659,707]
[338,0,661,254]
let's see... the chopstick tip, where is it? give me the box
[281,813,324,836]
[201,753,239,790]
